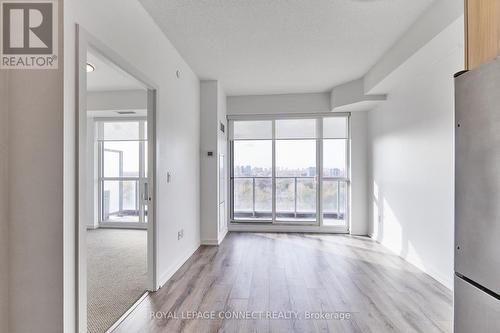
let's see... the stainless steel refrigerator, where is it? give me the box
[454,58,500,332]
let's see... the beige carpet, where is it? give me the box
[87,229,148,333]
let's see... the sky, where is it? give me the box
[234,139,346,170]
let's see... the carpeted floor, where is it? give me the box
[87,229,148,333]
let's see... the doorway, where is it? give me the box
[96,118,149,228]
[76,27,157,333]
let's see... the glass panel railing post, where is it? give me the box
[136,180,139,220]
[337,180,340,219]
[252,177,256,218]
[294,177,297,218]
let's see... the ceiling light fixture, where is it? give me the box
[86,63,96,73]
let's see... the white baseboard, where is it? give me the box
[157,242,200,288]
[218,227,228,244]
[201,228,229,246]
[201,239,219,245]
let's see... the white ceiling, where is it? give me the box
[139,0,437,96]
[87,51,145,92]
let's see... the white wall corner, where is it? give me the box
[227,92,331,115]
[330,0,463,113]
[200,80,219,243]
[218,227,228,245]
[201,80,229,245]
[349,111,369,236]
[200,231,227,246]
[364,0,463,94]
[364,13,462,290]
[330,78,387,112]
[216,83,229,241]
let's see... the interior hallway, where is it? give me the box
[114,232,452,333]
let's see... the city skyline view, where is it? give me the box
[233,165,345,178]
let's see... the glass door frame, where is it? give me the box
[228,113,351,229]
[96,117,148,228]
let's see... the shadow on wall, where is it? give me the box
[369,178,452,286]
[365,43,459,289]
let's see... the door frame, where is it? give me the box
[75,25,158,333]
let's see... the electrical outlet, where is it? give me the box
[177,229,184,240]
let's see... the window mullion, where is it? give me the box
[272,119,276,224]
[139,120,145,223]
[98,135,103,223]
[347,115,351,232]
[317,117,323,227]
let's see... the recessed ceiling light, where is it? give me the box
[86,63,96,73]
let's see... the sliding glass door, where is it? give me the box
[97,119,148,226]
[232,121,273,221]
[230,115,349,228]
[322,117,349,226]
[275,119,317,222]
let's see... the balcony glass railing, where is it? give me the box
[233,177,272,220]
[276,176,316,220]
[232,176,347,223]
[322,178,347,226]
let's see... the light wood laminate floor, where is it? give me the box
[115,232,452,333]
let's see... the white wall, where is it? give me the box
[365,0,463,94]
[0,69,9,333]
[228,92,330,115]
[200,81,228,244]
[350,111,369,235]
[64,1,201,331]
[367,19,463,289]
[226,94,369,234]
[87,89,147,111]
[200,81,218,243]
[217,83,228,241]
[7,67,65,333]
[1,2,65,332]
